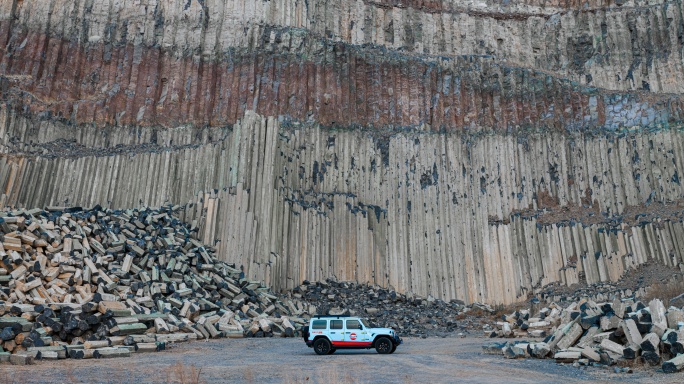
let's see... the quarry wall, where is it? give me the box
[1,0,684,303]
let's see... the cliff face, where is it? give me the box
[2,0,684,129]
[1,0,684,304]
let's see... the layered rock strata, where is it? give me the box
[1,0,684,304]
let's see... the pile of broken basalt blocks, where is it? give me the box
[293,279,493,337]
[485,303,561,339]
[484,297,684,373]
[0,205,311,364]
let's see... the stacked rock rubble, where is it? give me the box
[295,279,495,337]
[484,297,684,373]
[0,205,311,364]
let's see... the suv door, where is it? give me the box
[328,319,345,345]
[344,319,371,345]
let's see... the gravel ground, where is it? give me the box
[1,338,679,384]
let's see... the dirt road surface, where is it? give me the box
[1,338,680,383]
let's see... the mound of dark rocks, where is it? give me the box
[292,279,495,337]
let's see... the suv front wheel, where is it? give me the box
[314,338,332,355]
[375,337,392,354]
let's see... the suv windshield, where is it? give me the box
[359,319,370,328]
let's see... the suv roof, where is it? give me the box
[312,315,354,319]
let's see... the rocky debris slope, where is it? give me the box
[0,205,312,364]
[484,297,684,373]
[533,263,684,305]
[293,279,495,337]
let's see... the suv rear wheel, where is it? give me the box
[314,338,332,355]
[375,337,392,354]
[328,348,337,355]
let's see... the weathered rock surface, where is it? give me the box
[534,263,684,304]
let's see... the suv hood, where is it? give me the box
[369,327,396,335]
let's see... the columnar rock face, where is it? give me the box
[1,0,683,304]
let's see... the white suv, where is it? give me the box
[302,315,402,355]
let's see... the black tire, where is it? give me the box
[389,344,397,354]
[375,337,392,354]
[314,338,332,355]
[328,348,337,355]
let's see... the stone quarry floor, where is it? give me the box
[2,338,680,383]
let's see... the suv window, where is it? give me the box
[346,320,362,330]
[330,320,343,330]
[312,320,327,330]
